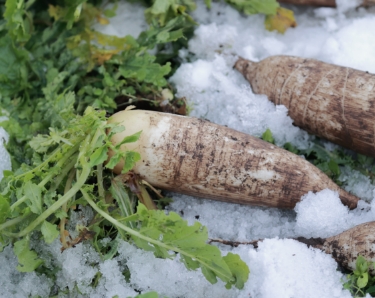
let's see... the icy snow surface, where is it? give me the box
[0,125,11,181]
[2,0,375,297]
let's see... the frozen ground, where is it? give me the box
[1,0,375,297]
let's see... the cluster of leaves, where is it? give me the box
[261,129,375,186]
[0,0,262,294]
[1,0,195,167]
[343,256,375,297]
[0,104,249,289]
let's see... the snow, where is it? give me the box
[1,0,375,297]
[0,126,11,181]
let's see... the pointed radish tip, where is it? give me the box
[233,57,247,72]
[339,191,359,210]
[234,57,258,76]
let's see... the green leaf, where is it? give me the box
[144,0,196,26]
[116,131,142,147]
[110,178,135,224]
[4,0,33,43]
[128,204,240,287]
[105,152,123,170]
[0,35,29,97]
[134,292,159,298]
[283,142,299,154]
[107,124,125,138]
[357,273,369,288]
[41,221,59,244]
[223,253,250,289]
[225,0,279,15]
[119,53,171,87]
[13,238,44,272]
[138,16,188,49]
[122,151,141,173]
[328,159,340,176]
[261,128,275,144]
[0,195,11,224]
[366,284,375,294]
[89,146,109,167]
[24,181,43,214]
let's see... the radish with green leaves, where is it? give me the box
[108,109,359,209]
[0,107,249,289]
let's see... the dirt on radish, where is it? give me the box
[108,109,359,209]
[235,56,375,158]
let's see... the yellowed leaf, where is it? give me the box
[265,7,297,34]
[97,15,109,25]
[92,49,120,64]
[48,5,63,21]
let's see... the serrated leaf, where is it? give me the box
[223,252,250,289]
[138,16,188,49]
[130,204,239,287]
[107,124,125,138]
[265,7,297,34]
[4,0,32,43]
[24,181,42,214]
[54,209,69,220]
[89,146,109,167]
[119,53,171,87]
[13,238,44,272]
[145,0,196,26]
[105,152,123,170]
[122,151,141,173]
[0,35,29,97]
[41,221,59,244]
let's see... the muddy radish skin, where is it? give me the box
[278,0,375,7]
[235,56,375,158]
[310,221,375,273]
[108,110,359,209]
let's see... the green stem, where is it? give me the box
[0,212,33,231]
[10,154,79,211]
[81,189,233,282]
[97,163,105,200]
[14,140,81,181]
[60,168,76,249]
[13,165,91,238]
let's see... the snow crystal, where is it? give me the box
[336,0,362,13]
[242,239,352,298]
[339,166,375,201]
[295,189,351,238]
[167,194,297,241]
[295,189,375,238]
[117,241,236,298]
[92,1,148,38]
[0,246,53,297]
[0,126,11,181]
[93,259,137,298]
